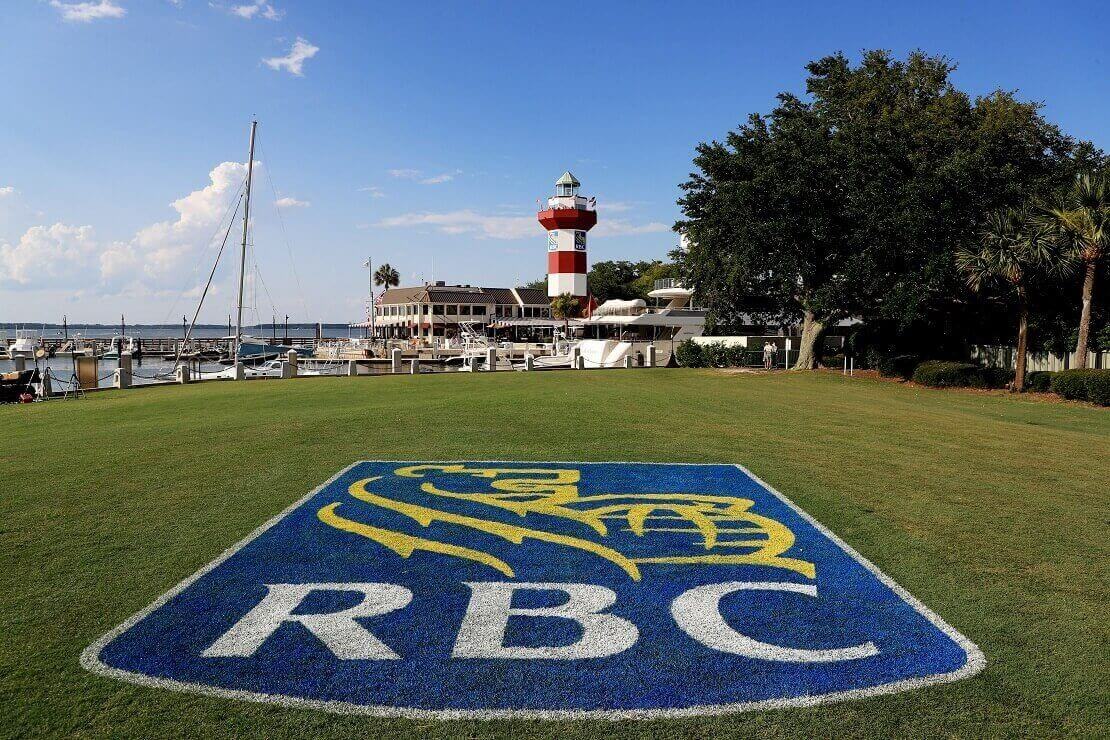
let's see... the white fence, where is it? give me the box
[971,345,1109,372]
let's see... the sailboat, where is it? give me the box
[177,120,310,374]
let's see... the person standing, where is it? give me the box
[763,341,776,370]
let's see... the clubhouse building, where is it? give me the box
[373,282,552,340]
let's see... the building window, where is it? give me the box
[446,305,457,316]
[422,304,430,316]
[460,305,472,316]
[473,306,486,316]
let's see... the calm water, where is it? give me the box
[2,354,453,391]
[2,323,358,340]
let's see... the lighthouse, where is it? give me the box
[538,171,597,301]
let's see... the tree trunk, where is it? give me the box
[1074,260,1097,369]
[1014,303,1028,393]
[793,310,825,370]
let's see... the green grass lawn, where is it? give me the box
[2,370,1107,738]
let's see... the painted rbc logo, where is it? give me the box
[82,462,984,718]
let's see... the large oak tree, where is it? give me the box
[675,50,1080,368]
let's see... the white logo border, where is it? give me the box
[80,460,986,721]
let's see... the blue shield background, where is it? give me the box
[84,462,983,715]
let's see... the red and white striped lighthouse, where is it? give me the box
[539,171,597,300]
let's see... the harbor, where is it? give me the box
[3,166,713,401]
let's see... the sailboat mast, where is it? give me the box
[234,120,258,362]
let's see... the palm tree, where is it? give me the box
[373,263,400,292]
[549,292,581,337]
[958,208,1061,392]
[1040,173,1108,368]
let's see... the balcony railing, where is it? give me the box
[653,278,686,291]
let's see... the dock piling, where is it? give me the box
[647,344,656,368]
[391,348,402,374]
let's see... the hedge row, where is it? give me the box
[1024,371,1055,393]
[910,361,1013,389]
[876,353,921,380]
[675,340,758,368]
[1048,369,1110,406]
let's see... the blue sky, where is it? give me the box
[1,0,1107,324]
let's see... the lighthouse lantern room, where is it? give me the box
[538,171,597,299]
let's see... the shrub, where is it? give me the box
[675,341,757,369]
[1050,369,1110,406]
[877,353,921,379]
[981,366,1016,389]
[1024,371,1055,393]
[911,361,1012,389]
[675,340,706,368]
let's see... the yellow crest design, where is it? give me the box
[318,464,815,580]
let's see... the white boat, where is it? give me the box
[8,329,42,359]
[102,335,140,359]
[444,322,514,371]
[579,280,706,366]
[516,280,707,369]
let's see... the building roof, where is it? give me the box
[379,284,550,306]
[514,287,549,305]
[555,171,580,187]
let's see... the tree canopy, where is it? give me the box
[674,50,1097,366]
[522,260,678,303]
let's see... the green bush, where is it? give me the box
[1024,371,1056,393]
[675,340,706,368]
[911,361,1012,389]
[877,353,921,379]
[1050,369,1110,406]
[675,340,757,369]
[982,366,1016,389]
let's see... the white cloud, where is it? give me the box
[263,37,318,76]
[214,0,284,20]
[0,186,16,197]
[378,210,539,240]
[598,200,636,213]
[0,223,98,285]
[358,186,385,198]
[0,161,251,293]
[593,219,670,237]
[274,196,309,209]
[101,160,249,284]
[388,168,462,185]
[50,1,126,22]
[420,170,462,185]
[378,210,669,240]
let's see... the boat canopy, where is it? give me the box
[592,299,647,317]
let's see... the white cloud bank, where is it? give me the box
[50,1,126,22]
[377,210,669,240]
[0,186,16,197]
[263,37,318,76]
[0,161,250,292]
